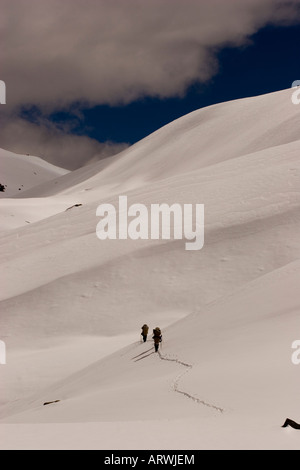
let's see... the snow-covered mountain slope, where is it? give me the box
[1,259,299,450]
[0,88,299,449]
[0,149,72,230]
[1,136,299,315]
[1,88,299,231]
[13,88,300,201]
[0,148,69,198]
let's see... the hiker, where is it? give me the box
[141,324,149,343]
[152,327,162,352]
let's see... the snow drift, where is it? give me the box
[0,88,299,450]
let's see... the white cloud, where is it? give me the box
[0,0,299,168]
[0,113,128,170]
[1,0,299,109]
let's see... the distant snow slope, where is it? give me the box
[0,88,299,450]
[0,148,69,198]
[2,88,299,231]
[15,88,300,200]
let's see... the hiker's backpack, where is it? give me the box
[142,325,149,335]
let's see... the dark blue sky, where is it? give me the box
[45,24,300,146]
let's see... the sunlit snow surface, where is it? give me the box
[0,89,299,449]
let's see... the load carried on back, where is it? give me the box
[152,327,162,352]
[141,324,149,342]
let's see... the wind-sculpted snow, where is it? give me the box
[0,89,299,449]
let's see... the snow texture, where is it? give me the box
[0,88,299,449]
